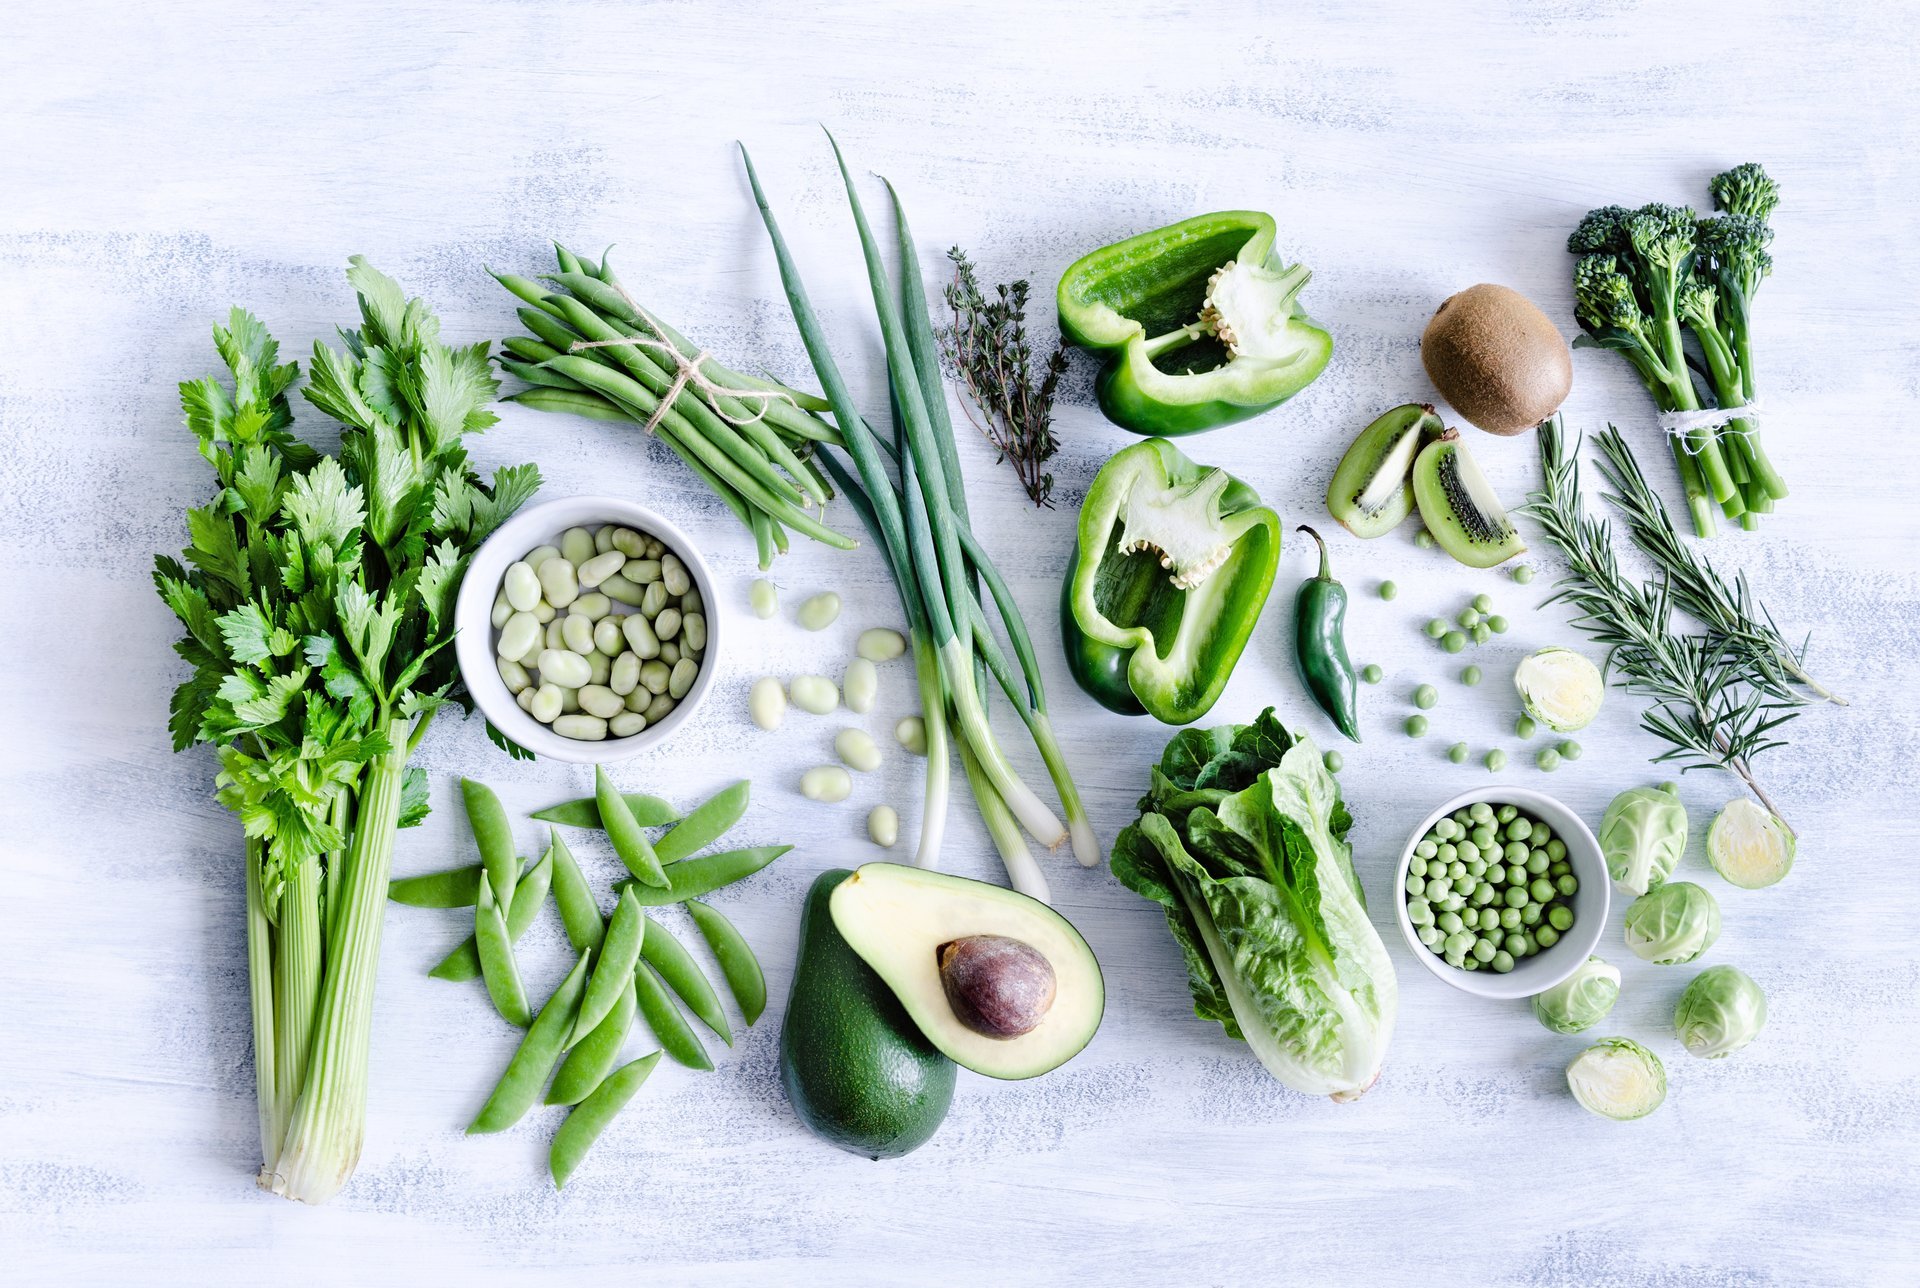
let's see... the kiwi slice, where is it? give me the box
[1412,429,1527,568]
[1327,403,1445,538]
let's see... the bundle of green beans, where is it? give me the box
[742,135,1098,896]
[492,247,854,569]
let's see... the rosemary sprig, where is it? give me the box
[1590,425,1845,706]
[939,247,1069,507]
[1523,419,1799,830]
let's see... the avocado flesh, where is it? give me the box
[829,863,1105,1081]
[781,869,954,1159]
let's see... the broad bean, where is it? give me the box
[625,558,662,584]
[538,557,580,608]
[497,657,531,694]
[539,649,592,689]
[497,611,541,662]
[800,766,853,802]
[572,592,610,621]
[868,805,899,848]
[668,658,698,700]
[654,607,682,641]
[524,544,560,571]
[610,651,640,696]
[593,616,625,657]
[748,578,778,619]
[529,683,563,724]
[622,612,660,659]
[843,657,877,714]
[835,728,882,772]
[682,613,707,653]
[856,628,906,662]
[561,613,596,655]
[895,715,927,756]
[789,675,837,714]
[578,550,626,588]
[600,573,644,606]
[661,553,691,597]
[504,561,542,612]
[560,528,595,565]
[749,677,786,730]
[611,527,645,557]
[609,711,648,738]
[553,714,607,740]
[578,685,625,719]
[796,591,841,631]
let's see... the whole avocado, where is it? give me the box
[780,869,955,1159]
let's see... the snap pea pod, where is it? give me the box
[549,1052,663,1189]
[640,915,731,1044]
[461,778,519,921]
[546,828,606,954]
[530,791,679,829]
[685,899,767,1026]
[613,846,791,906]
[428,849,553,982]
[573,888,644,1044]
[597,766,668,888]
[548,981,638,1106]
[388,865,481,908]
[653,780,750,864]
[469,951,591,1134]
[474,876,531,1028]
[633,960,712,1070]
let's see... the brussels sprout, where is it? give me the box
[1566,1037,1667,1120]
[1530,956,1622,1035]
[1707,799,1795,889]
[1674,964,1767,1059]
[1599,784,1687,896]
[1513,647,1605,733]
[1623,882,1721,965]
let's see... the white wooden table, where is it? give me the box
[5,2,1917,1282]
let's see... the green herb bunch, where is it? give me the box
[939,248,1069,508]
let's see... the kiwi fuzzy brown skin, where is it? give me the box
[1411,429,1527,569]
[1421,284,1572,436]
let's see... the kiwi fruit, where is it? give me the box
[1411,429,1526,569]
[1326,403,1445,538]
[1421,284,1572,436]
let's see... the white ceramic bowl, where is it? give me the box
[1392,785,1610,1000]
[453,496,720,764]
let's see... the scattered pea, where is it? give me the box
[1378,580,1398,601]
[1515,713,1537,739]
[1471,622,1492,645]
[1361,664,1384,684]
[1557,740,1582,761]
[796,592,842,631]
[1461,665,1482,686]
[1442,631,1467,653]
[1511,565,1534,584]
[1484,749,1507,773]
[1457,608,1481,629]
[1536,747,1562,772]
[1447,742,1469,764]
[1425,618,1449,639]
[1471,593,1493,614]
[799,765,853,803]
[1404,715,1428,737]
[1414,529,1436,549]
[1487,615,1509,634]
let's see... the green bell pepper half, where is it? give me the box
[1061,438,1282,724]
[1056,211,1332,437]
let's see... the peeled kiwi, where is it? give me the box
[1421,284,1572,436]
[1327,403,1446,538]
[1411,429,1526,568]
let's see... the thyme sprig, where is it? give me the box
[939,247,1069,507]
[1523,419,1799,829]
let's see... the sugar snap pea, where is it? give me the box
[428,849,553,982]
[573,888,645,1044]
[549,1052,663,1189]
[529,790,679,829]
[388,865,482,908]
[598,766,668,888]
[474,876,531,1027]
[548,981,638,1107]
[461,777,519,921]
[640,914,731,1044]
[469,951,591,1134]
[685,899,767,1026]
[546,828,606,954]
[633,960,712,1070]
[613,846,790,906]
[653,780,751,864]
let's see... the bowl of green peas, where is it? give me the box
[1393,787,1609,1000]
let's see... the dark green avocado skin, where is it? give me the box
[780,870,955,1159]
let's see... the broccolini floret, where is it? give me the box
[1710,163,1781,222]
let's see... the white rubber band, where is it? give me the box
[1658,399,1763,448]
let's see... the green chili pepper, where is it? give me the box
[1292,525,1360,742]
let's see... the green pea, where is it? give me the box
[1446,931,1475,956]
[1500,906,1522,930]
[1504,887,1528,909]
[549,1051,664,1189]
[1415,839,1438,859]
[1467,593,1491,614]
[1527,878,1553,903]
[1548,905,1574,931]
[1452,809,1473,826]
[1471,824,1496,849]
[1407,872,1428,899]
[1480,907,1503,931]
[1415,529,1436,549]
[1414,684,1439,709]
[1418,924,1443,947]
[1324,750,1344,773]
[1448,742,1469,764]
[1472,623,1492,645]
[1448,860,1467,880]
[1462,956,1481,971]
[1361,663,1385,683]
[1471,884,1497,907]
[1503,932,1528,956]
[1505,817,1531,841]
[1442,631,1468,653]
[1546,838,1567,861]
[1465,857,1488,877]
[1425,618,1449,639]
[1487,615,1509,634]
[1531,823,1555,846]
[1557,740,1582,761]
[1520,903,1544,927]
[1425,876,1451,900]
[1405,715,1429,737]
[1379,580,1398,600]
[1469,802,1493,823]
[1456,876,1479,898]
[1535,747,1561,772]
[1461,665,1482,686]
[1408,898,1434,925]
[1484,748,1507,773]
[1511,565,1534,584]
[1438,911,1465,935]
[1519,931,1540,956]
[1526,851,1550,875]
[1497,841,1521,864]
[1515,714,1537,739]
[1507,863,1528,885]
[1549,861,1571,879]
[1432,817,1457,840]
[1455,841,1480,865]
[1555,873,1579,897]
[1473,938,1497,963]
[1534,924,1561,950]
[1491,950,1515,973]
[1457,608,1481,630]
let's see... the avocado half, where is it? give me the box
[829,864,1105,1080]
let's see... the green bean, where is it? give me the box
[546,828,606,954]
[504,386,631,422]
[549,1052,662,1189]
[468,951,591,1134]
[474,876,531,1028]
[685,899,766,1025]
[640,915,731,1043]
[597,767,668,888]
[653,780,750,864]
[460,778,518,922]
[429,849,553,982]
[388,865,481,908]
[573,888,644,1043]
[548,981,638,1106]
[633,960,712,1071]
[530,790,679,829]
[613,845,791,906]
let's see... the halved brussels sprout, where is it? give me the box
[1707,799,1795,889]
[1674,964,1767,1059]
[1599,784,1686,896]
[1566,1037,1666,1120]
[1530,956,1621,1035]
[1623,881,1721,965]
[1513,647,1604,733]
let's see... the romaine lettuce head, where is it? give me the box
[1113,709,1394,1101]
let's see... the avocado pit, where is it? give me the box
[937,935,1056,1039]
